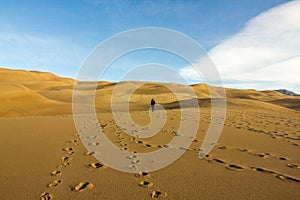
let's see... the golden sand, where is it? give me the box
[0,68,299,199]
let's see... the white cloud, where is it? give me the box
[180,0,300,93]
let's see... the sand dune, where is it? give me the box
[0,68,299,117]
[0,68,299,199]
[0,82,71,116]
[269,99,300,111]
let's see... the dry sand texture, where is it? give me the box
[0,68,299,199]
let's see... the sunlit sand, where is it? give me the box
[0,68,299,199]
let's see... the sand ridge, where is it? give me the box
[0,68,299,117]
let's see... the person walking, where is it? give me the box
[151,98,156,112]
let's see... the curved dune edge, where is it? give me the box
[0,68,299,117]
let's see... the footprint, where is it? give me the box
[72,182,94,191]
[225,164,244,171]
[67,151,75,155]
[40,192,52,200]
[237,148,249,152]
[211,158,226,164]
[251,167,275,175]
[251,153,269,158]
[62,147,74,155]
[57,162,70,169]
[61,156,72,162]
[127,155,137,159]
[61,162,71,167]
[179,147,188,151]
[85,151,95,155]
[278,157,288,161]
[63,147,73,151]
[100,123,107,128]
[89,162,104,169]
[135,172,151,178]
[172,131,180,136]
[129,165,137,170]
[284,176,300,183]
[89,142,100,146]
[131,160,141,164]
[68,139,79,145]
[87,135,97,139]
[51,170,62,176]
[121,147,128,150]
[274,173,300,183]
[259,153,270,158]
[275,174,285,180]
[151,191,167,198]
[115,139,122,143]
[139,180,154,188]
[286,163,300,169]
[48,180,62,188]
[144,144,152,148]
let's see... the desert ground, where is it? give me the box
[0,68,299,199]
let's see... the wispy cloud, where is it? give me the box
[180,1,300,93]
[0,30,86,77]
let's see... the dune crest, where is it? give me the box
[0,68,299,117]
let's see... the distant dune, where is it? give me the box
[0,68,299,117]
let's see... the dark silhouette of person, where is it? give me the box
[151,99,156,112]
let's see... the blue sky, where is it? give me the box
[1,0,299,92]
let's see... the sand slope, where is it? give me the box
[1,68,299,117]
[0,68,299,199]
